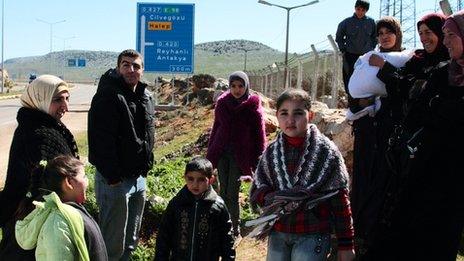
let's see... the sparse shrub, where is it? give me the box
[191,74,216,90]
[130,237,156,261]
[83,165,99,220]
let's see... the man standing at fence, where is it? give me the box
[336,0,376,98]
[88,49,155,260]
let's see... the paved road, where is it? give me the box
[0,83,97,127]
[0,83,97,188]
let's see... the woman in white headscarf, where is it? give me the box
[0,75,79,260]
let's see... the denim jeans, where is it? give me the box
[267,231,331,261]
[217,152,242,235]
[95,171,146,261]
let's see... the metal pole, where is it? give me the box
[62,39,65,79]
[49,23,53,74]
[284,8,290,89]
[297,59,303,89]
[327,34,340,108]
[37,19,65,74]
[55,36,75,80]
[1,0,4,93]
[244,49,248,71]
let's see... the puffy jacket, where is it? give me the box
[15,193,89,261]
[88,69,155,184]
[154,186,235,261]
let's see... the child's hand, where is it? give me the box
[337,249,355,261]
[368,53,385,68]
[238,175,253,182]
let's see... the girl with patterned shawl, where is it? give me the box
[250,89,355,261]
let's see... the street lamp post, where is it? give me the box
[55,36,75,80]
[1,0,5,93]
[37,18,66,74]
[244,49,248,71]
[258,0,319,88]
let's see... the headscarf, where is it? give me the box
[20,75,69,114]
[377,16,403,52]
[443,10,464,86]
[228,71,250,101]
[416,13,449,64]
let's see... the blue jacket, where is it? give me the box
[336,14,376,55]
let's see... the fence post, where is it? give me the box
[274,63,281,98]
[261,72,268,94]
[321,55,328,103]
[297,58,303,89]
[310,44,320,102]
[153,75,158,105]
[328,34,340,108]
[170,76,174,105]
[267,65,274,97]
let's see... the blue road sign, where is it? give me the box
[68,59,77,67]
[136,3,195,73]
[78,59,86,67]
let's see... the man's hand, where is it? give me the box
[368,53,386,68]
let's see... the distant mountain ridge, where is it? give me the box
[196,39,280,54]
[4,40,285,81]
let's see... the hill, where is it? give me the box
[3,40,285,82]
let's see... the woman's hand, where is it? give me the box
[369,53,386,68]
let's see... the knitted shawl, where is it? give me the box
[251,124,349,200]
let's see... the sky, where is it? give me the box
[0,0,450,60]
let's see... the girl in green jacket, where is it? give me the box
[14,155,107,261]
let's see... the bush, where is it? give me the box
[83,165,99,220]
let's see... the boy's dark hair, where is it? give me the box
[355,0,370,11]
[185,156,213,178]
[117,49,144,68]
[15,155,83,220]
[276,88,312,111]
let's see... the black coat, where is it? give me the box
[351,49,449,245]
[0,107,78,260]
[154,186,235,261]
[0,107,79,226]
[400,63,464,259]
[88,69,155,185]
[365,63,464,261]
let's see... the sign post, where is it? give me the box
[136,3,195,74]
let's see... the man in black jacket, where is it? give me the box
[88,49,155,261]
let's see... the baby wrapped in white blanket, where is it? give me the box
[346,50,413,120]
